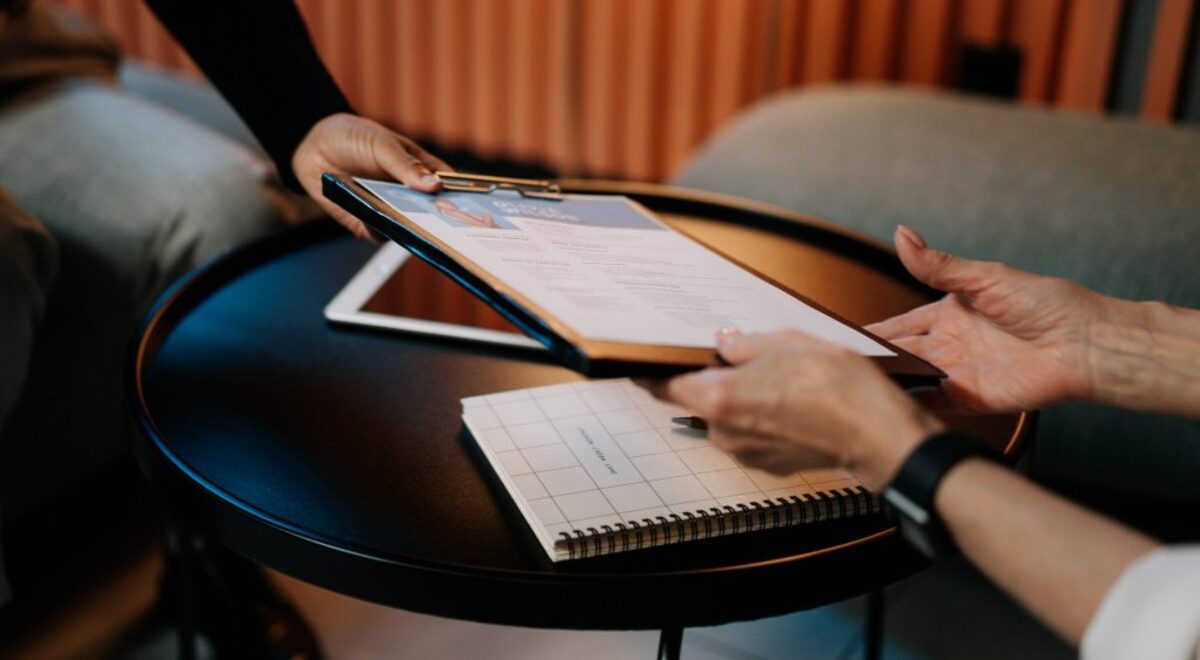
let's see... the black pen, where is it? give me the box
[671,416,708,430]
[665,347,726,431]
[669,355,726,431]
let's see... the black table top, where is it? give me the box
[129,181,1031,630]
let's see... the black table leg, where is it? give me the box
[164,523,199,660]
[865,588,884,660]
[658,627,683,660]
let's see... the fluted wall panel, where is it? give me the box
[57,0,1194,182]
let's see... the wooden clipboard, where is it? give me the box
[322,172,945,385]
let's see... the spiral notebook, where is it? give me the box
[462,379,881,561]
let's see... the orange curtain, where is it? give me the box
[57,0,1189,182]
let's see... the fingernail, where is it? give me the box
[717,325,741,339]
[897,225,927,249]
[422,173,440,185]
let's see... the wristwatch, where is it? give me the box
[883,431,1000,560]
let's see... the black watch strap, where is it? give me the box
[883,432,1001,559]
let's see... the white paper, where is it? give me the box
[358,178,894,356]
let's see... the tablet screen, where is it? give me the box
[361,255,523,334]
[325,242,542,350]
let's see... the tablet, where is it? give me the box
[325,242,545,351]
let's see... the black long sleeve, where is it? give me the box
[146,0,353,190]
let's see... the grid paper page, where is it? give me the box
[462,378,864,559]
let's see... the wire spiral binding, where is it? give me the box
[556,486,882,560]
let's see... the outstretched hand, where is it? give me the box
[293,113,452,240]
[867,226,1106,414]
[645,329,943,491]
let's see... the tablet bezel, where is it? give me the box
[324,242,547,352]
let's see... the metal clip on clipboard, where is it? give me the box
[436,171,564,201]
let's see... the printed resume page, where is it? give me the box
[358,179,894,356]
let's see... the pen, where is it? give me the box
[671,416,708,430]
[667,345,727,431]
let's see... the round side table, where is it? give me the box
[129,182,1032,659]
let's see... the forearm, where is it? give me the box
[934,459,1158,645]
[1084,298,1200,417]
[146,0,352,190]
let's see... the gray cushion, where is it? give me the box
[674,85,1200,503]
[118,62,265,156]
[0,77,292,523]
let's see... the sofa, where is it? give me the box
[0,62,303,606]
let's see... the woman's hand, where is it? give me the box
[646,329,944,491]
[868,226,1128,414]
[292,113,452,240]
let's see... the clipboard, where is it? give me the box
[322,172,945,385]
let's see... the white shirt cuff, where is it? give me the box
[1083,545,1200,660]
